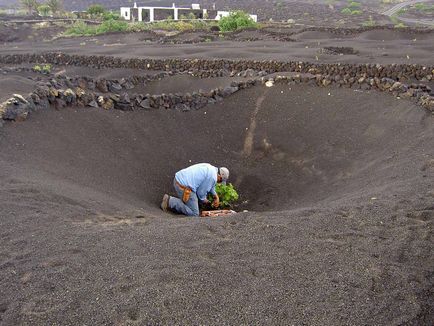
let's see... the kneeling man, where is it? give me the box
[161,163,229,217]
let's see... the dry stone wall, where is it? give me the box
[0,52,433,126]
[0,53,433,81]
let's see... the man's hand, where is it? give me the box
[212,195,220,208]
[202,198,210,205]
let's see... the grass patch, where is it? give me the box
[64,19,128,36]
[341,0,363,15]
[362,15,376,27]
[64,19,217,36]
[413,3,434,13]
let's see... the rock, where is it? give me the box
[96,79,108,93]
[108,82,122,93]
[139,98,151,109]
[114,102,132,111]
[97,96,114,110]
[88,100,99,108]
[122,80,135,90]
[76,87,86,98]
[0,94,30,121]
[52,98,67,109]
[222,86,239,97]
[265,80,274,87]
[49,88,59,97]
[322,78,332,87]
[175,103,190,111]
[119,92,130,103]
[63,89,76,104]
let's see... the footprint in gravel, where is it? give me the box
[406,210,433,222]
[0,302,8,320]
[127,307,140,321]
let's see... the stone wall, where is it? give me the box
[0,52,433,127]
[0,53,432,81]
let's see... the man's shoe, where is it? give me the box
[161,194,170,212]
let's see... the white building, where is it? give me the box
[120,3,257,23]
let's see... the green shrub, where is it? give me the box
[37,4,51,16]
[394,22,407,28]
[208,183,239,208]
[341,8,352,15]
[87,4,105,16]
[64,20,95,36]
[347,1,361,8]
[219,11,257,32]
[96,19,128,33]
[362,15,375,27]
[351,9,362,15]
[33,64,51,74]
[103,11,120,21]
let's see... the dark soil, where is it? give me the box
[0,6,433,324]
[0,81,433,324]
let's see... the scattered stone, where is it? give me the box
[265,79,274,87]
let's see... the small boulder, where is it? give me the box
[0,94,31,121]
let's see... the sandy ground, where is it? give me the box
[0,28,434,65]
[0,28,433,325]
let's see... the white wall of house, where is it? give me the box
[137,7,157,22]
[121,5,257,23]
[120,7,130,20]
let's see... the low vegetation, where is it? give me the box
[32,64,52,74]
[64,18,217,36]
[64,19,128,36]
[21,0,62,15]
[413,3,434,13]
[208,183,239,209]
[218,11,258,32]
[362,15,376,27]
[341,0,362,15]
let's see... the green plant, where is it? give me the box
[351,9,362,15]
[362,15,375,27]
[394,22,407,28]
[42,64,52,73]
[37,4,51,16]
[187,12,196,19]
[87,4,105,16]
[64,20,94,35]
[218,10,257,32]
[96,19,128,33]
[20,0,38,14]
[347,1,361,9]
[46,0,62,15]
[33,64,51,73]
[103,11,120,21]
[341,7,352,15]
[208,183,239,208]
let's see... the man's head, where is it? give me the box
[218,167,229,185]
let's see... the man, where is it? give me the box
[161,163,229,217]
